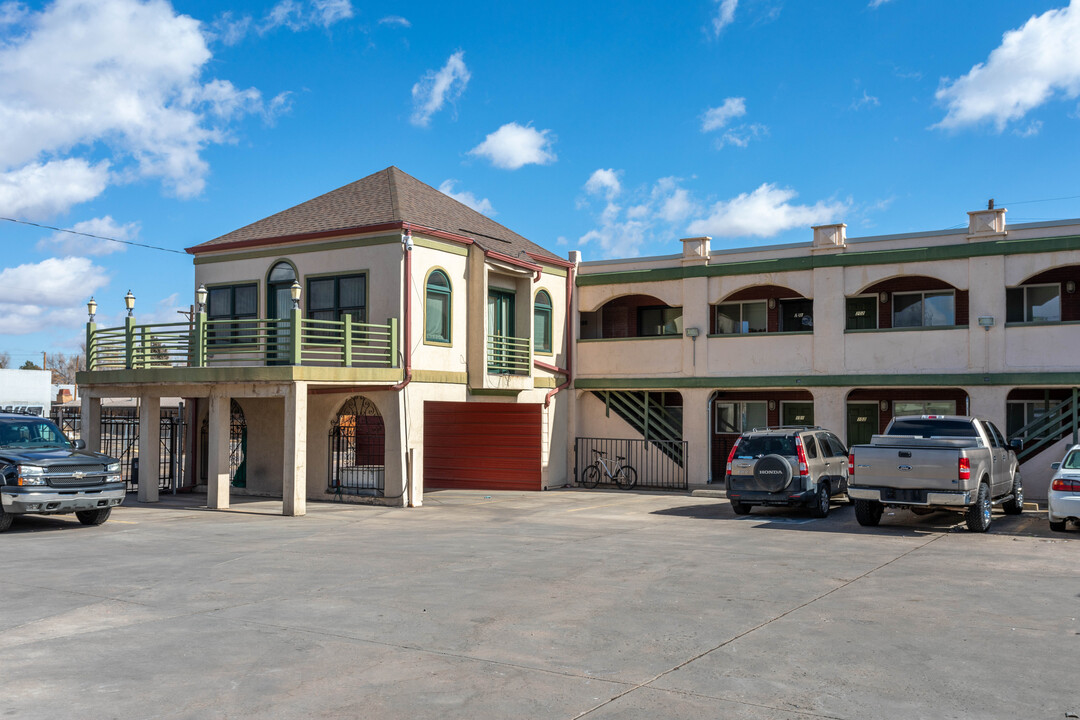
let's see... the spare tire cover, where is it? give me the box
[754,454,793,492]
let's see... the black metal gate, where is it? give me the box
[328,396,385,496]
[575,437,688,490]
[199,400,246,484]
[99,408,187,491]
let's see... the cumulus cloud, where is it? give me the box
[687,183,848,238]
[261,0,352,32]
[379,15,410,27]
[712,0,738,35]
[577,172,698,258]
[0,0,278,219]
[36,216,139,256]
[935,1,1080,131]
[410,50,470,127]
[438,180,496,216]
[469,122,556,170]
[702,97,746,131]
[0,256,110,333]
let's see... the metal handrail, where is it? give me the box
[487,333,531,374]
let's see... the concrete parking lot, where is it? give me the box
[2,490,1077,719]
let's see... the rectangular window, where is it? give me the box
[206,283,257,344]
[892,400,957,416]
[638,306,682,336]
[307,274,366,324]
[893,290,955,328]
[1006,284,1060,323]
[715,401,768,433]
[846,296,877,330]
[779,298,813,332]
[712,301,766,334]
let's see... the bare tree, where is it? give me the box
[0,352,9,369]
[46,352,84,384]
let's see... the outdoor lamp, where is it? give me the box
[86,297,97,322]
[124,289,136,316]
[196,284,208,312]
[290,280,302,310]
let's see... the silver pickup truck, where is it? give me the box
[848,415,1024,532]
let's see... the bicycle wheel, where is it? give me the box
[615,466,638,490]
[581,465,601,488]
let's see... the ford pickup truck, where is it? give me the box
[0,413,124,531]
[847,415,1023,532]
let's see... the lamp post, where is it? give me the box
[86,297,97,322]
[196,284,208,313]
[290,280,302,310]
[124,290,136,317]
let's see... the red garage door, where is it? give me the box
[424,401,542,491]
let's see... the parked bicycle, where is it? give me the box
[581,449,638,490]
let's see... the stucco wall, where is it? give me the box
[0,369,52,416]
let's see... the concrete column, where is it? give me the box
[681,387,713,486]
[80,395,101,453]
[967,255,1006,372]
[964,385,1010,429]
[283,382,307,516]
[812,267,845,374]
[206,391,230,510]
[137,396,160,502]
[811,387,848,443]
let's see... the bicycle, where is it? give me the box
[581,449,638,490]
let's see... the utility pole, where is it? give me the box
[42,351,46,370]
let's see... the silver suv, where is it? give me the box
[724,426,850,517]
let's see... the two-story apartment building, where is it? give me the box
[78,167,573,514]
[573,207,1080,499]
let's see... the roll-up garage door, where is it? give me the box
[424,401,542,491]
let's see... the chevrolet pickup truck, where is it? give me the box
[847,415,1023,533]
[0,413,124,531]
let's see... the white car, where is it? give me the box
[1048,444,1080,532]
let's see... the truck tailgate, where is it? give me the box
[853,445,962,491]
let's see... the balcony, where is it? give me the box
[81,313,401,385]
[486,334,531,375]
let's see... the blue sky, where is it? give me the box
[2,0,1080,362]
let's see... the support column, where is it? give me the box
[283,382,307,516]
[80,395,101,453]
[681,387,713,486]
[811,387,848,444]
[137,396,160,502]
[207,391,230,510]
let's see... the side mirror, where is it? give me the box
[72,439,86,450]
[1051,462,1061,470]
[1009,437,1023,452]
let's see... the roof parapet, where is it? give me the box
[811,223,846,251]
[681,236,710,265]
[967,206,1007,241]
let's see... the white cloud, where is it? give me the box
[868,0,894,7]
[0,159,110,219]
[935,1,1080,130]
[702,97,746,131]
[712,0,738,35]
[716,123,768,149]
[0,1,28,26]
[410,50,470,127]
[438,180,496,216]
[1014,120,1043,137]
[851,90,880,110]
[261,0,352,32]
[584,169,622,200]
[36,216,139,256]
[0,257,110,334]
[0,0,274,218]
[379,15,410,27]
[577,173,697,258]
[469,122,556,170]
[687,183,848,238]
[206,11,251,46]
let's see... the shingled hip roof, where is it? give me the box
[187,166,563,263]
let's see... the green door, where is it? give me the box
[847,403,878,447]
[487,289,516,373]
[782,402,814,427]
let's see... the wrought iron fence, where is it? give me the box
[328,396,386,496]
[574,437,688,491]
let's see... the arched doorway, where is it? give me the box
[267,261,297,364]
[328,396,385,496]
[199,399,246,486]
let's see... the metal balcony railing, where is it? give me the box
[486,333,531,375]
[86,313,399,371]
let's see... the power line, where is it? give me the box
[998,194,1080,207]
[0,216,188,255]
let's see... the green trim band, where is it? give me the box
[411,369,468,384]
[707,330,813,338]
[469,388,522,396]
[578,335,681,343]
[413,236,469,257]
[533,376,558,388]
[575,372,1080,390]
[844,325,967,334]
[77,366,402,385]
[576,233,1080,286]
[194,235,400,265]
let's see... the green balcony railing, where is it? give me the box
[486,333,531,375]
[86,313,399,371]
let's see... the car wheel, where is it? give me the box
[581,465,601,489]
[1002,475,1024,516]
[854,499,883,527]
[1049,517,1068,532]
[0,506,12,532]
[615,466,638,490]
[965,483,992,533]
[76,508,111,526]
[730,499,751,515]
[810,482,830,518]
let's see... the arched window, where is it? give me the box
[534,290,553,353]
[425,270,452,344]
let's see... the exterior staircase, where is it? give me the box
[1014,390,1079,463]
[590,391,684,466]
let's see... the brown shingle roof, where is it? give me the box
[188,166,562,262]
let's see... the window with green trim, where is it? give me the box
[207,283,257,344]
[425,270,451,343]
[307,274,367,323]
[534,290,552,353]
